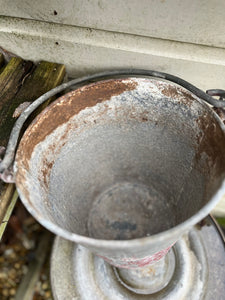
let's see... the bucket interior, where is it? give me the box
[15,78,225,240]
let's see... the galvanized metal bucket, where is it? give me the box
[1,70,225,269]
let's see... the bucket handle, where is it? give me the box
[206,89,225,124]
[0,69,225,183]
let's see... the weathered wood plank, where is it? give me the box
[0,60,65,150]
[0,59,65,230]
[0,189,18,240]
[0,57,33,210]
[0,57,33,147]
[0,184,15,223]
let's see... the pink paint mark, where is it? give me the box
[98,244,174,269]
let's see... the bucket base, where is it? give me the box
[87,182,174,240]
[113,249,175,294]
[50,216,225,299]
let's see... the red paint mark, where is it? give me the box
[98,244,174,269]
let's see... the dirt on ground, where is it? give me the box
[0,201,53,300]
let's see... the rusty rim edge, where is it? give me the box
[0,69,224,181]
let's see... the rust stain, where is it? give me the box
[213,107,225,124]
[195,113,225,179]
[16,78,137,172]
[39,104,152,190]
[38,143,57,189]
[144,266,156,276]
[141,116,148,122]
[161,85,178,98]
[41,159,54,188]
[159,83,196,106]
[158,82,225,180]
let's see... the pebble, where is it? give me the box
[42,282,49,290]
[22,237,35,249]
[45,290,51,297]
[14,262,21,269]
[0,272,6,279]
[41,274,47,281]
[9,268,17,277]
[5,249,14,256]
[8,277,16,287]
[9,288,16,296]
[2,289,9,296]
[5,281,11,288]
[22,265,28,274]
[39,289,45,296]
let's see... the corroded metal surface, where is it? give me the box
[17,79,137,168]
[50,216,225,299]
[14,77,225,268]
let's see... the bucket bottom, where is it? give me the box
[87,182,175,240]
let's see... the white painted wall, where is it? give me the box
[0,0,225,48]
[0,16,225,92]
